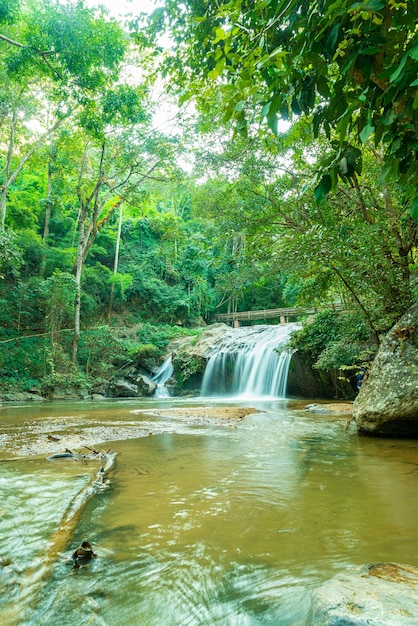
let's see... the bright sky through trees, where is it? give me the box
[85,0,162,20]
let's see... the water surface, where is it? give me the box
[1,398,418,625]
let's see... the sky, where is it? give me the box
[85,0,162,21]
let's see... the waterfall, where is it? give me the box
[201,324,299,398]
[153,356,174,397]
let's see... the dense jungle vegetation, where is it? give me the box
[0,0,417,396]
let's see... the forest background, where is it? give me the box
[0,0,417,398]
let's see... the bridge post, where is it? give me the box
[280,315,286,324]
[233,319,241,328]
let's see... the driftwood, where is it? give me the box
[2,450,117,625]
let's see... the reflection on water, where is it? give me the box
[1,399,418,625]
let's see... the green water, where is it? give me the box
[1,399,418,625]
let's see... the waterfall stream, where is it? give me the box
[153,356,174,397]
[201,323,299,398]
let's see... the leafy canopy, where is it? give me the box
[146,0,418,215]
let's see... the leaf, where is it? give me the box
[381,109,395,126]
[389,50,410,83]
[359,121,374,142]
[267,111,278,134]
[411,195,418,220]
[325,23,340,54]
[314,174,332,204]
[410,44,418,60]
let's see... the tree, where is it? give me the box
[0,0,125,98]
[70,87,178,362]
[145,0,418,215]
[0,0,128,230]
[190,127,417,340]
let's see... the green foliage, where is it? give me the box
[135,322,202,350]
[0,336,46,392]
[152,0,418,211]
[16,230,43,276]
[79,85,148,138]
[172,352,205,388]
[0,0,19,24]
[82,262,113,310]
[5,1,126,94]
[77,327,124,379]
[109,272,133,302]
[0,230,22,279]
[41,344,89,397]
[127,343,162,370]
[40,270,76,341]
[290,309,373,371]
[0,0,416,396]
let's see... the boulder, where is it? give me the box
[311,563,418,626]
[110,378,138,398]
[136,374,157,397]
[287,352,338,399]
[353,303,418,436]
[168,323,229,359]
[304,403,331,414]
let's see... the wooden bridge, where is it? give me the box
[213,303,345,327]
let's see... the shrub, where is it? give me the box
[289,309,373,371]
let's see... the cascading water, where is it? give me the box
[153,356,174,397]
[201,323,299,398]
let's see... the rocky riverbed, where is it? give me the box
[0,406,261,458]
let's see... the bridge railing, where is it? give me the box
[213,303,345,325]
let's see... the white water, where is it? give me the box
[153,356,174,397]
[201,323,299,398]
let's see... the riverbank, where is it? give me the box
[0,405,261,458]
[0,401,354,459]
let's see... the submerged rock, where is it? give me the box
[304,403,331,414]
[311,563,418,625]
[353,303,418,437]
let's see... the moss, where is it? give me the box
[172,353,206,389]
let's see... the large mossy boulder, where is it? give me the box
[353,303,418,437]
[311,563,418,625]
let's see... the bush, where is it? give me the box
[77,327,125,379]
[0,336,46,391]
[127,343,162,370]
[172,353,205,388]
[289,309,373,371]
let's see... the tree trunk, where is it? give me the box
[39,141,55,276]
[72,219,86,364]
[0,112,17,230]
[108,202,123,318]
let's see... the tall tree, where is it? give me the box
[0,0,128,230]
[70,86,177,362]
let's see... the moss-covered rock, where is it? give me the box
[353,303,418,437]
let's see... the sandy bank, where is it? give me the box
[139,407,260,420]
[0,406,260,459]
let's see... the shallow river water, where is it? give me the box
[1,398,418,625]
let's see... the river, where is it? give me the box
[1,397,418,625]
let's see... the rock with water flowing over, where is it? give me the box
[353,303,418,437]
[311,563,418,625]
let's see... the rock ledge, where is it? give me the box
[311,562,418,626]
